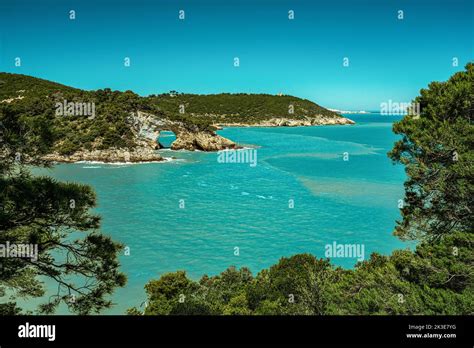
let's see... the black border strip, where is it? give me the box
[0,315,472,346]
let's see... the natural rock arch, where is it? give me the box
[129,111,237,151]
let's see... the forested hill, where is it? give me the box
[0,73,80,99]
[145,92,341,124]
[0,73,341,120]
[0,72,347,155]
[0,72,165,155]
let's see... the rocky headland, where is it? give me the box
[0,72,355,163]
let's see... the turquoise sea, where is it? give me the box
[34,113,408,314]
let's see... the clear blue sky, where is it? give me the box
[0,0,473,110]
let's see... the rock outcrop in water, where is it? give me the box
[170,130,237,151]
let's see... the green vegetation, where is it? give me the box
[0,73,342,155]
[388,64,473,242]
[0,73,160,155]
[146,92,339,126]
[129,64,474,316]
[0,93,126,314]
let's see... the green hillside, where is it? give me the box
[0,73,164,155]
[0,73,79,99]
[147,92,340,124]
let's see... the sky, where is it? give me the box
[0,0,473,110]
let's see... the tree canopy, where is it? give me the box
[0,97,126,314]
[388,63,473,242]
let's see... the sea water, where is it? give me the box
[32,114,407,314]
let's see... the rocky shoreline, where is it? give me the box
[42,147,165,163]
[214,116,355,128]
[43,116,354,163]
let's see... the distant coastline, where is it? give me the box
[214,115,355,128]
[327,108,372,114]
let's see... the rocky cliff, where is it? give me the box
[215,116,355,128]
